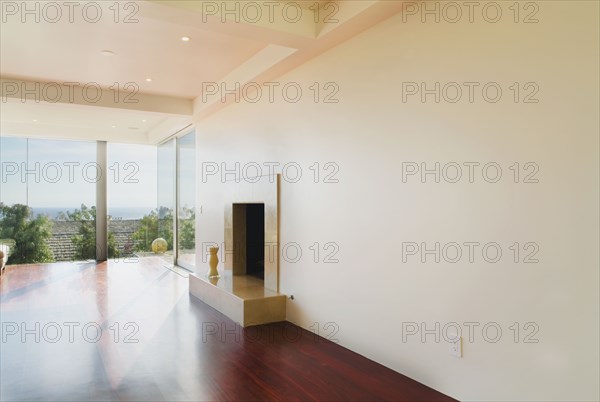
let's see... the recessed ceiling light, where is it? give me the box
[33,119,38,122]
[145,78,153,82]
[142,119,147,123]
[111,125,116,129]
[181,36,190,42]
[100,50,115,56]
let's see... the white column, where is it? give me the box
[96,141,108,261]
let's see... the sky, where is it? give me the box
[0,136,159,211]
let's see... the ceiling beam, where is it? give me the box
[1,76,193,116]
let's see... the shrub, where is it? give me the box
[0,203,54,264]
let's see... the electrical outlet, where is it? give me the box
[449,336,462,358]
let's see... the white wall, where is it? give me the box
[194,2,599,400]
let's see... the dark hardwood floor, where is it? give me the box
[0,259,454,401]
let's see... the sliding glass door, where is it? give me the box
[176,131,195,270]
[156,129,195,270]
[157,139,176,266]
[107,143,157,259]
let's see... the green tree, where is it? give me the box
[132,207,173,252]
[179,207,195,250]
[65,204,119,260]
[0,203,54,264]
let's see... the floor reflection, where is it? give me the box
[0,258,454,402]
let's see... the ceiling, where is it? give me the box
[280,0,332,10]
[1,8,266,99]
[0,0,404,144]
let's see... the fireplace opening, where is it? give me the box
[246,204,265,279]
[232,203,265,280]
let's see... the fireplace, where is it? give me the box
[190,175,284,327]
[224,175,280,292]
[232,203,265,280]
